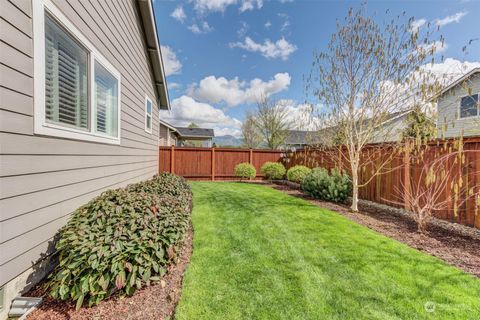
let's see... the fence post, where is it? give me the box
[403,141,411,211]
[170,145,175,174]
[304,147,307,166]
[211,147,215,181]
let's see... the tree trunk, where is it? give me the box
[351,166,359,212]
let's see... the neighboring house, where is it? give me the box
[284,130,322,149]
[436,68,480,138]
[159,121,215,147]
[176,127,215,147]
[284,112,413,149]
[159,119,178,146]
[0,0,170,317]
[370,110,413,143]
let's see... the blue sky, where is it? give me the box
[154,0,480,136]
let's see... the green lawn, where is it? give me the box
[175,182,480,320]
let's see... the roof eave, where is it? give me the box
[435,67,480,100]
[137,0,170,111]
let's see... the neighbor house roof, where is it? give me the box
[436,67,480,98]
[136,0,170,110]
[175,127,215,138]
[159,119,178,132]
[285,130,321,145]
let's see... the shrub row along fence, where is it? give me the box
[286,137,480,228]
[159,146,283,180]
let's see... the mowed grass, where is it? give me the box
[175,182,480,320]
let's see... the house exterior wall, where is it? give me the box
[169,131,178,146]
[437,72,480,138]
[0,0,160,313]
[370,115,408,144]
[159,123,178,146]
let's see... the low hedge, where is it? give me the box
[47,173,192,308]
[261,162,286,180]
[286,165,312,183]
[127,173,192,210]
[234,163,256,180]
[301,168,352,203]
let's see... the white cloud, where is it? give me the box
[160,95,242,136]
[409,18,426,32]
[239,0,263,12]
[422,58,480,79]
[187,72,291,107]
[168,82,182,90]
[192,0,237,14]
[278,13,290,32]
[191,0,267,14]
[419,40,448,55]
[237,21,249,38]
[230,37,297,60]
[278,100,320,130]
[264,21,271,29]
[188,21,214,34]
[435,11,468,27]
[171,6,187,23]
[160,45,182,76]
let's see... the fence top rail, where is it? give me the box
[159,146,285,153]
[287,136,480,152]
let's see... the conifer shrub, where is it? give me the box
[301,168,352,203]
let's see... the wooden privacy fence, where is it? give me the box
[286,137,480,228]
[159,146,283,180]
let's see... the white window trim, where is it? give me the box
[33,0,122,144]
[457,92,480,120]
[145,95,153,134]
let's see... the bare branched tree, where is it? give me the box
[388,148,480,233]
[254,96,292,150]
[306,5,445,212]
[241,111,263,149]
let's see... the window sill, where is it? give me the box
[34,122,121,145]
[457,115,480,121]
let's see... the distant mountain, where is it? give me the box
[213,135,243,147]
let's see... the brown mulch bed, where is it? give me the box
[26,226,194,320]
[269,183,480,278]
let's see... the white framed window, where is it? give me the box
[145,96,153,133]
[33,0,121,144]
[459,94,479,119]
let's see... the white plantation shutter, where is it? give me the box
[94,61,119,137]
[44,13,88,129]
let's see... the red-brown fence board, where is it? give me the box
[286,137,480,228]
[159,146,283,181]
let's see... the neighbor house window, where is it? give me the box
[460,94,479,118]
[145,96,153,133]
[33,1,121,144]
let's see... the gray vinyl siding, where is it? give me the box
[437,72,480,138]
[371,115,408,143]
[0,0,161,287]
[159,123,178,146]
[159,123,169,146]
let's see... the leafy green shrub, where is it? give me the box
[48,174,192,309]
[234,163,256,180]
[286,165,312,183]
[301,168,352,203]
[127,173,192,210]
[261,162,286,180]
